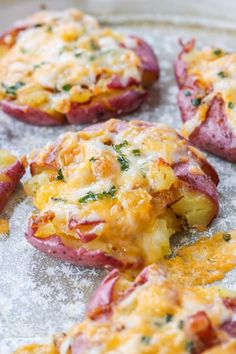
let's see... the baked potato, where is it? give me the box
[24,118,219,269]
[0,9,159,126]
[175,39,236,162]
[14,264,236,354]
[0,149,25,214]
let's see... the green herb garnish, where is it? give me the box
[140,336,151,345]
[213,49,222,56]
[2,81,25,97]
[217,71,226,78]
[79,185,116,204]
[186,340,194,353]
[184,90,191,97]
[132,149,141,156]
[113,141,129,171]
[46,25,52,33]
[165,314,173,323]
[178,320,184,329]
[89,54,96,61]
[90,39,100,51]
[56,168,65,181]
[191,98,201,107]
[223,233,231,242]
[51,197,67,202]
[62,84,72,92]
[74,52,83,58]
[228,101,234,109]
[89,157,97,162]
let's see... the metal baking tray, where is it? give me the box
[1,1,236,352]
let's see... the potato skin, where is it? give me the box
[25,119,219,270]
[0,159,25,213]
[1,100,66,126]
[26,223,139,270]
[175,40,236,162]
[0,21,159,126]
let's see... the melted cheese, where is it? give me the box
[25,119,214,265]
[181,47,236,136]
[0,9,142,116]
[165,230,236,286]
[0,218,9,234]
[15,264,236,354]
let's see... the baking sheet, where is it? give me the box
[1,5,236,353]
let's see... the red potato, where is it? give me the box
[0,150,25,213]
[24,119,219,269]
[175,39,236,162]
[14,264,236,354]
[0,10,159,126]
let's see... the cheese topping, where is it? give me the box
[0,9,142,117]
[181,47,236,137]
[25,119,216,266]
[51,265,236,353]
[166,230,236,286]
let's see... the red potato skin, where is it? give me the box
[175,40,236,162]
[26,221,142,270]
[0,159,25,213]
[1,100,66,126]
[66,89,147,125]
[26,120,219,269]
[0,23,159,126]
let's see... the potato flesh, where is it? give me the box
[171,190,215,230]
[0,149,17,170]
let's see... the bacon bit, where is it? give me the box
[68,218,105,243]
[179,38,195,53]
[221,319,236,338]
[185,311,220,353]
[223,297,236,312]
[31,211,55,228]
[20,154,28,168]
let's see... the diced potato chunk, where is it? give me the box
[171,190,216,230]
[0,149,17,169]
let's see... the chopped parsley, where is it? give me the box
[46,25,52,33]
[90,39,100,51]
[89,54,96,61]
[223,233,231,242]
[217,71,226,78]
[33,64,42,70]
[213,49,222,56]
[140,336,151,345]
[51,197,67,202]
[186,340,194,353]
[165,314,173,323]
[191,98,201,107]
[56,168,65,181]
[79,185,116,204]
[132,149,141,156]
[228,101,234,109]
[178,320,184,329]
[184,90,191,97]
[62,84,72,92]
[74,52,83,58]
[2,81,25,97]
[113,141,129,171]
[89,157,97,162]
[20,47,28,54]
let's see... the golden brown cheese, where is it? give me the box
[14,265,236,354]
[25,119,217,267]
[166,230,236,286]
[0,9,142,118]
[180,47,236,137]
